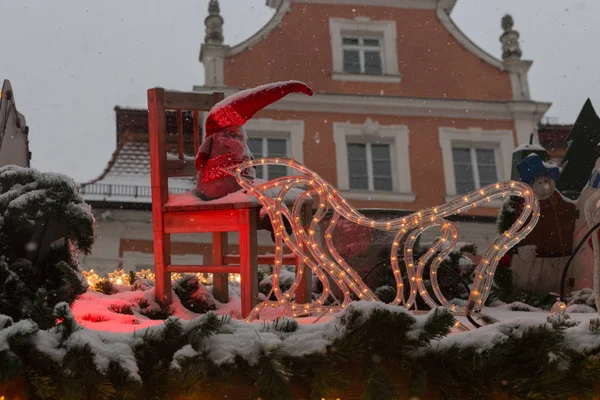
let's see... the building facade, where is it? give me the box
[81,0,551,275]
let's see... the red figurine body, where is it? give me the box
[195,81,313,200]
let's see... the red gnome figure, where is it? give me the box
[195,81,313,200]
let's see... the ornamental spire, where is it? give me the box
[500,14,522,61]
[204,0,224,45]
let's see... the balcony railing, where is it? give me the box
[80,183,190,199]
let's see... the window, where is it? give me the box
[333,121,414,202]
[329,17,401,83]
[348,143,393,191]
[342,36,383,75]
[247,137,289,180]
[452,148,498,194]
[438,127,514,205]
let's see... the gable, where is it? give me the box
[223,2,512,101]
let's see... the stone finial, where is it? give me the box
[208,0,220,14]
[204,0,224,45]
[501,14,514,31]
[500,14,522,61]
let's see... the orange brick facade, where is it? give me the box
[249,110,517,216]
[198,0,550,218]
[224,4,513,101]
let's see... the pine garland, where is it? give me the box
[1,302,600,399]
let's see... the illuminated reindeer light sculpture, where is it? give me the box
[224,158,540,322]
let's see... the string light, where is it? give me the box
[82,269,101,287]
[227,157,539,322]
[108,269,131,286]
[83,269,220,290]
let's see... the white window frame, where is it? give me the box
[329,17,401,83]
[341,36,383,75]
[451,147,498,194]
[243,117,304,162]
[122,251,204,273]
[347,142,393,192]
[247,136,290,180]
[333,120,414,202]
[439,127,514,206]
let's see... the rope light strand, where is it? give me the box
[229,158,539,321]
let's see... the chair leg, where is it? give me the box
[154,232,172,305]
[239,209,258,318]
[295,203,313,304]
[295,258,312,304]
[212,232,229,303]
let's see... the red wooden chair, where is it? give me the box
[147,88,312,318]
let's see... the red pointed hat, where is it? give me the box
[205,81,313,138]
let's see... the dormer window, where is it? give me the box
[329,17,401,83]
[342,36,383,75]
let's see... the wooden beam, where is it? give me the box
[295,204,313,304]
[239,208,258,318]
[212,232,229,303]
[147,87,172,305]
[163,209,243,233]
[193,110,200,152]
[223,254,298,265]
[163,90,224,111]
[177,110,184,159]
[166,265,240,274]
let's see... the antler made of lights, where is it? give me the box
[230,158,539,322]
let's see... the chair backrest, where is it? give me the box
[147,88,224,207]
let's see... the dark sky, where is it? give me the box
[1,0,598,182]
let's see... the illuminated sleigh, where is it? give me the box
[226,158,540,322]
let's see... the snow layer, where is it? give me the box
[7,296,600,380]
[164,178,306,207]
[65,328,141,381]
[513,143,547,153]
[434,317,551,353]
[71,287,197,332]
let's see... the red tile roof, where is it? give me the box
[80,108,198,204]
[538,123,572,154]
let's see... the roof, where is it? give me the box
[80,136,195,206]
[82,106,208,206]
[538,123,572,152]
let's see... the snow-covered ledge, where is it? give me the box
[331,72,402,83]
[340,190,416,203]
